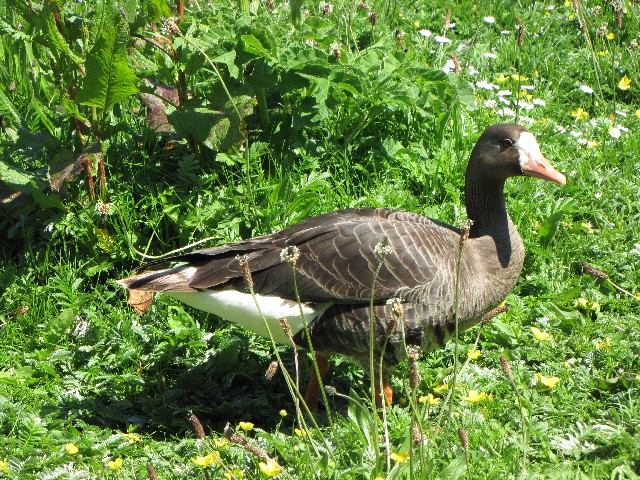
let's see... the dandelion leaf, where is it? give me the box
[76,11,138,110]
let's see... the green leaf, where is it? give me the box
[76,17,138,110]
[43,3,83,65]
[146,0,173,22]
[168,96,253,152]
[0,86,22,125]
[438,456,467,479]
[0,160,65,210]
[44,307,79,344]
[239,34,269,58]
[167,306,196,332]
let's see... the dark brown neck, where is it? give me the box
[465,175,508,232]
[465,175,520,268]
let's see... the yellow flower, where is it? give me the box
[414,21,420,28]
[575,298,599,310]
[279,409,287,417]
[121,432,141,443]
[571,107,589,120]
[238,421,254,431]
[225,469,245,479]
[598,50,608,56]
[390,452,409,463]
[258,459,282,477]
[214,438,229,448]
[0,460,9,473]
[462,390,487,402]
[106,458,123,471]
[535,373,560,388]
[192,452,220,467]
[434,383,448,394]
[606,32,615,40]
[496,73,510,83]
[65,443,79,455]
[587,140,599,148]
[596,337,612,349]
[563,361,571,369]
[580,222,594,234]
[531,326,550,341]
[511,74,529,81]
[467,349,481,360]
[635,109,640,119]
[419,393,440,405]
[618,75,632,90]
[294,428,308,438]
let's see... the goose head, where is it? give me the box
[466,123,566,187]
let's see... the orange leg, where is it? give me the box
[304,353,330,411]
[374,383,394,409]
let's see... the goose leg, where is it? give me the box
[374,383,394,409]
[303,353,330,411]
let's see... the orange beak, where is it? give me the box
[522,156,567,185]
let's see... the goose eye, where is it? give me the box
[502,138,514,148]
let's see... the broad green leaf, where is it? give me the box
[0,160,64,210]
[76,19,138,110]
[43,3,83,65]
[239,34,269,58]
[146,0,172,22]
[168,96,253,152]
[438,456,467,479]
[167,306,196,332]
[290,0,303,27]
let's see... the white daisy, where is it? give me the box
[483,52,497,59]
[608,126,621,139]
[476,80,497,90]
[419,29,433,37]
[579,85,594,94]
[434,35,452,44]
[532,98,546,106]
[483,16,496,24]
[442,59,456,73]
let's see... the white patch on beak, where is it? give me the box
[514,131,566,185]
[514,131,542,172]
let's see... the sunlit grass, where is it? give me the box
[1,0,639,478]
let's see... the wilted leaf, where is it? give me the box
[140,79,180,133]
[127,289,153,315]
[95,227,116,253]
[48,150,87,192]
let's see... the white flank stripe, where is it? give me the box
[168,290,330,345]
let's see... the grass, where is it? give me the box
[1,0,640,478]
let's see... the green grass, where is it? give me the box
[1,0,640,478]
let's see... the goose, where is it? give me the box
[118,123,566,410]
